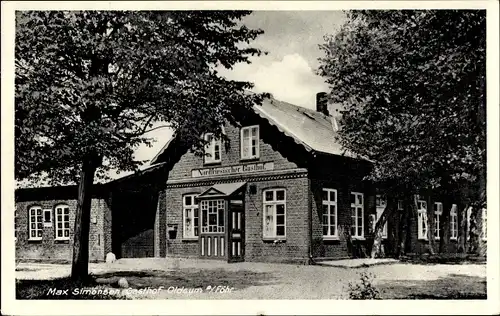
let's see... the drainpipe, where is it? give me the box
[308,177,314,265]
[307,153,316,265]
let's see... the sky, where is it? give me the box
[115,11,347,178]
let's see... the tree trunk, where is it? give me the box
[470,207,486,256]
[371,196,395,259]
[397,194,412,257]
[426,193,436,255]
[458,202,468,253]
[71,155,98,282]
[439,196,452,254]
[476,209,487,257]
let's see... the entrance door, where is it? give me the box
[228,199,245,262]
[199,199,226,259]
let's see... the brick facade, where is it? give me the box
[15,101,486,263]
[160,121,312,264]
[309,155,374,259]
[15,188,111,262]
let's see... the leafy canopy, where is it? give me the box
[318,10,486,198]
[16,11,266,185]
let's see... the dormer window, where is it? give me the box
[241,125,259,160]
[204,133,221,164]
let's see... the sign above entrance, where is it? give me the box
[191,162,275,178]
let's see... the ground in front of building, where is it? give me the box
[16,258,486,299]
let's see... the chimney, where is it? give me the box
[316,92,329,116]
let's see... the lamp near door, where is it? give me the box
[167,224,178,239]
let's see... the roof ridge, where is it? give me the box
[270,97,325,116]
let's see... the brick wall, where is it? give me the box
[15,197,110,262]
[244,177,310,264]
[161,118,313,264]
[164,176,310,264]
[167,121,300,180]
[309,156,374,259]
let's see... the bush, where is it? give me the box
[347,272,381,300]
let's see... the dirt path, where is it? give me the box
[16,258,487,299]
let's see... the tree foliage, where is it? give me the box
[318,10,486,257]
[16,11,266,185]
[318,10,486,202]
[15,10,267,280]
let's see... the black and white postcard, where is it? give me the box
[1,1,499,315]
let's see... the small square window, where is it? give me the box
[43,209,52,227]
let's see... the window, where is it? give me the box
[482,208,487,241]
[201,200,225,233]
[263,189,286,239]
[29,206,43,240]
[55,204,70,240]
[374,195,388,238]
[183,194,199,239]
[322,189,338,238]
[417,200,428,240]
[43,208,52,227]
[434,202,443,239]
[450,204,458,240]
[204,133,221,164]
[240,125,259,160]
[350,192,364,238]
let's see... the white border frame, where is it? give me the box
[2,2,499,316]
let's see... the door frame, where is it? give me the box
[196,183,246,262]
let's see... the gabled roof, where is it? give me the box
[254,97,356,158]
[150,96,358,165]
[197,181,247,200]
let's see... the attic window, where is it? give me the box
[241,125,259,160]
[204,133,221,164]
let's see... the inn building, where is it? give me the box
[14,94,486,263]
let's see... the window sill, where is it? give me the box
[322,236,340,241]
[54,239,70,243]
[203,161,222,166]
[182,238,199,242]
[351,237,365,241]
[263,238,286,243]
[240,157,260,162]
[28,238,42,243]
[418,238,428,241]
